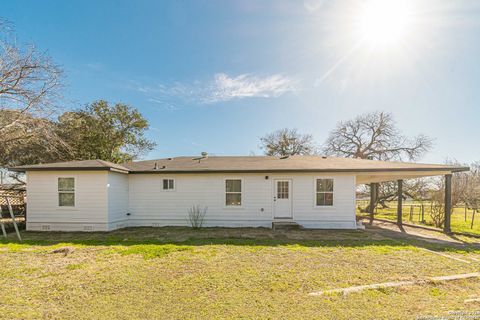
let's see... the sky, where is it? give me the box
[2,0,480,164]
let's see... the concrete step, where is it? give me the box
[356,221,365,230]
[272,220,302,231]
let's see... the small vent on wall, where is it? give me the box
[41,225,51,231]
[83,225,94,231]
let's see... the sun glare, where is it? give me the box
[357,0,413,48]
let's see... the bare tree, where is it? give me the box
[429,161,478,228]
[0,19,64,166]
[0,109,69,166]
[324,111,433,213]
[364,178,431,207]
[323,111,432,161]
[357,177,432,214]
[260,128,317,157]
[463,162,480,210]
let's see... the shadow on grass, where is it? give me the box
[1,226,479,253]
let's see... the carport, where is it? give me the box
[356,164,470,233]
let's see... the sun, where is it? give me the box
[357,0,413,48]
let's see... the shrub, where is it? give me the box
[429,202,445,228]
[187,205,207,229]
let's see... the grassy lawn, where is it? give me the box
[357,200,480,236]
[1,227,480,320]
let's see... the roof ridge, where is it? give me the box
[96,159,130,171]
[96,159,117,166]
[95,159,109,167]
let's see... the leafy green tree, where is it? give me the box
[57,100,155,163]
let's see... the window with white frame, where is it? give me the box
[162,179,175,190]
[316,178,333,206]
[225,179,242,206]
[277,181,289,199]
[58,177,75,207]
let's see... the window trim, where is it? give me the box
[224,177,244,208]
[313,177,335,208]
[57,176,76,208]
[162,178,176,191]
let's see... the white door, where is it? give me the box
[274,179,292,218]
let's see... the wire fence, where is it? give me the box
[356,200,479,235]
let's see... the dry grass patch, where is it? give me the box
[0,227,479,319]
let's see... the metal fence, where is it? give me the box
[356,200,478,231]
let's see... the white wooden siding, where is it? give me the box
[128,173,356,229]
[26,171,109,231]
[128,174,272,227]
[25,171,357,231]
[292,174,356,228]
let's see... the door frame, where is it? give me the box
[273,179,293,219]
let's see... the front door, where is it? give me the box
[274,179,292,218]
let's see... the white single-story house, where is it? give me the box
[10,155,468,232]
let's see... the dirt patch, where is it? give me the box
[363,219,480,246]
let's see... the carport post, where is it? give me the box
[397,180,403,225]
[444,174,452,234]
[369,183,378,223]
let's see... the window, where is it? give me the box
[316,179,333,206]
[58,177,75,207]
[225,179,242,206]
[277,181,289,199]
[162,179,175,190]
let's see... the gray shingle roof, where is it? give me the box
[9,156,469,174]
[9,159,130,172]
[124,156,468,173]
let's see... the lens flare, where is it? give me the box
[357,0,413,47]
